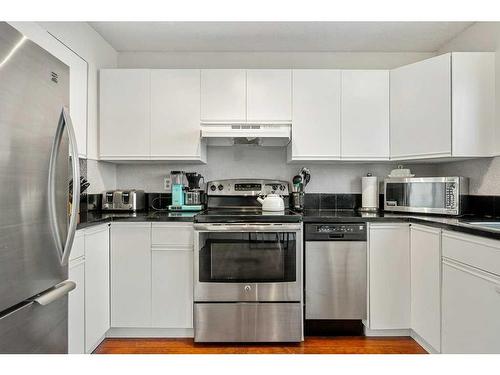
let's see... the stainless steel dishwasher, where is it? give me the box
[305,223,367,320]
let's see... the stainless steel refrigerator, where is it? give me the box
[0,22,80,353]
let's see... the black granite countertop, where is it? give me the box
[302,209,500,240]
[77,208,500,241]
[77,210,197,230]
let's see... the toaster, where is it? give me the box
[101,190,146,211]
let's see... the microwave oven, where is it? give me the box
[384,177,468,216]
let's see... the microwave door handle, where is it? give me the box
[48,106,80,265]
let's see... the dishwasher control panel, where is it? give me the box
[306,223,367,241]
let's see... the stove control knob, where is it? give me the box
[218,184,224,191]
[210,184,216,191]
[279,185,285,191]
[244,285,252,292]
[272,185,278,191]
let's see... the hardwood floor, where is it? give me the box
[94,337,427,354]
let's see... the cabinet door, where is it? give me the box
[68,258,85,354]
[84,225,110,353]
[289,70,341,161]
[390,53,451,160]
[201,69,246,122]
[341,70,389,160]
[410,225,441,351]
[152,250,193,328]
[111,223,151,327]
[150,69,206,161]
[246,69,292,122]
[68,54,88,158]
[369,224,410,329]
[100,69,150,159]
[442,260,500,353]
[452,52,495,157]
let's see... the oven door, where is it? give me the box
[194,223,302,302]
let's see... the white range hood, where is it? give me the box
[200,122,291,146]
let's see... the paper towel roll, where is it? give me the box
[362,176,379,210]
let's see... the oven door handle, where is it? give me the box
[194,223,302,232]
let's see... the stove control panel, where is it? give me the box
[206,179,289,196]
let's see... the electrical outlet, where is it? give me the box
[163,176,172,191]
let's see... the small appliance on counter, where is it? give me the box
[168,170,205,212]
[102,190,145,211]
[384,176,469,216]
[359,173,379,212]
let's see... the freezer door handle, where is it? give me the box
[33,281,76,306]
[48,106,80,265]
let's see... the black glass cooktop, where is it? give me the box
[194,208,303,223]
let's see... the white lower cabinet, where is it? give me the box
[68,231,85,354]
[151,223,194,329]
[368,224,410,330]
[152,250,193,328]
[410,225,441,352]
[442,231,500,353]
[111,223,152,327]
[84,224,110,353]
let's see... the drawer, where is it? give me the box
[151,223,193,247]
[194,302,303,342]
[442,231,500,276]
[69,231,85,261]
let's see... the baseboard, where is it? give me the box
[87,334,106,354]
[106,327,194,338]
[410,330,440,354]
[363,327,411,337]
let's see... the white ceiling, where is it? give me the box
[89,22,474,53]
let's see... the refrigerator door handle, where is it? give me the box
[33,281,76,306]
[48,106,80,265]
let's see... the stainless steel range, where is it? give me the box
[193,179,303,342]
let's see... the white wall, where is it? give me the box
[118,51,435,69]
[115,147,437,193]
[438,22,500,195]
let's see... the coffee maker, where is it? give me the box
[185,173,205,206]
[168,171,205,211]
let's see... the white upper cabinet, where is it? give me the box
[391,53,452,160]
[288,70,342,161]
[246,69,292,122]
[150,70,206,162]
[451,52,495,157]
[200,69,246,122]
[341,70,390,160]
[100,69,150,159]
[410,225,441,352]
[391,52,494,160]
